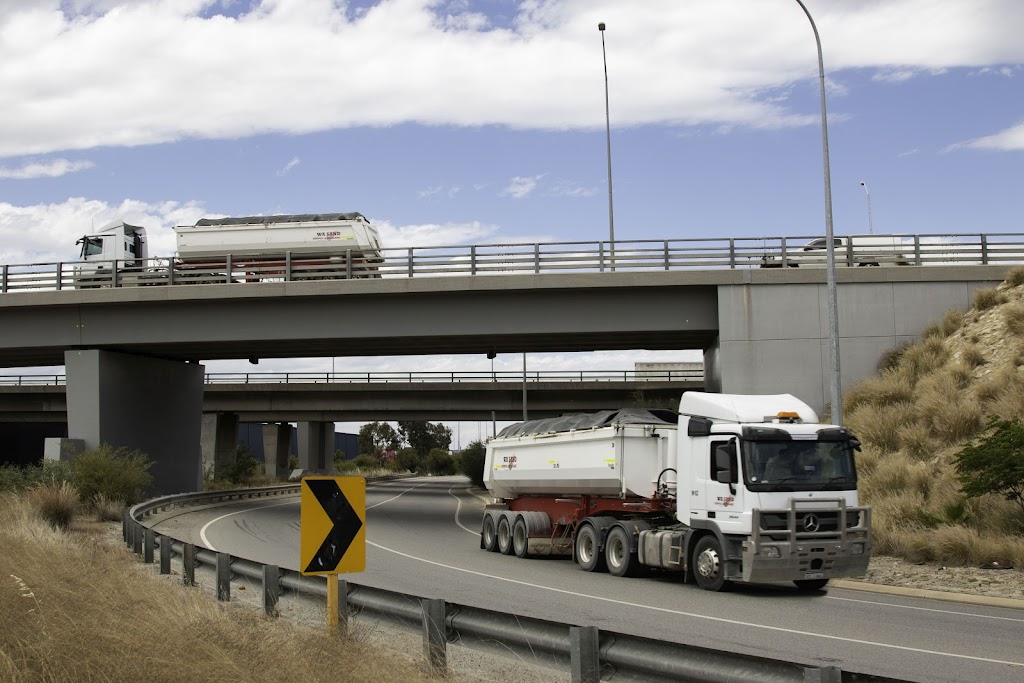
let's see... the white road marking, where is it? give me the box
[826,595,1024,622]
[366,540,1023,668]
[448,483,478,534]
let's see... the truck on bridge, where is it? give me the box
[480,391,871,592]
[73,212,383,286]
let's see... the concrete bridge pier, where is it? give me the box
[298,421,334,472]
[262,422,292,478]
[201,412,239,479]
[65,349,203,494]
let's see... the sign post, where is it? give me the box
[300,476,366,635]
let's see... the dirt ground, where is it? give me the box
[847,554,1024,601]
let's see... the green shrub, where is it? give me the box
[351,454,380,470]
[394,447,422,473]
[30,481,80,531]
[458,441,487,488]
[423,449,457,476]
[955,417,1024,523]
[71,444,153,506]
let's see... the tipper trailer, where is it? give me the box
[480,392,871,592]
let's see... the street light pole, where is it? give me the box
[598,22,615,271]
[859,181,873,234]
[794,0,843,425]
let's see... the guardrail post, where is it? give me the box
[285,251,292,282]
[132,521,143,555]
[159,536,172,575]
[55,262,63,291]
[599,242,605,272]
[143,528,155,564]
[665,240,671,270]
[980,234,989,264]
[534,243,540,274]
[345,249,353,279]
[470,245,477,275]
[122,509,129,543]
[780,237,788,267]
[407,247,415,277]
[420,598,447,674]
[225,254,233,284]
[804,665,842,682]
[914,235,921,266]
[570,626,600,683]
[728,239,736,269]
[217,553,231,601]
[112,260,119,287]
[183,543,197,587]
[167,258,174,286]
[1,264,7,293]
[263,565,280,616]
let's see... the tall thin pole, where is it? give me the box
[860,181,873,234]
[598,22,615,271]
[794,0,842,425]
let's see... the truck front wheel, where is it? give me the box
[575,524,607,572]
[693,536,731,592]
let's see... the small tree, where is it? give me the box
[394,447,422,473]
[358,421,400,458]
[398,421,453,456]
[955,417,1024,521]
[70,444,153,505]
[459,441,487,488]
[424,448,457,476]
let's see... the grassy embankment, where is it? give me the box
[845,266,1024,570]
[0,489,445,682]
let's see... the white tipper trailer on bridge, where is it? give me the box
[480,392,871,592]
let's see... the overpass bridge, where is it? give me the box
[1,231,1019,492]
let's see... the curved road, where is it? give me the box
[144,476,1024,683]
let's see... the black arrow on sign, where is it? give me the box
[304,479,363,574]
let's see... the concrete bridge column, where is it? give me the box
[201,412,239,479]
[298,421,334,472]
[262,422,291,478]
[65,349,203,494]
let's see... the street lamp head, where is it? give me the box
[859,181,865,186]
[598,22,606,31]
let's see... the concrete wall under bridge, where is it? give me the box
[705,273,1006,417]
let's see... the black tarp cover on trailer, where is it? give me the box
[195,213,367,226]
[496,408,678,439]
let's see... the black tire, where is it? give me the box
[481,515,498,552]
[575,524,607,572]
[794,579,830,591]
[605,526,642,577]
[692,536,731,592]
[497,516,514,555]
[513,517,530,558]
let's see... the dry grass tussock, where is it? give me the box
[846,270,1024,570]
[0,493,442,683]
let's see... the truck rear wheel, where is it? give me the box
[693,536,731,592]
[497,515,514,555]
[481,515,498,552]
[513,517,530,558]
[575,524,607,572]
[605,526,642,577]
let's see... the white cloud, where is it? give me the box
[1,1,1021,158]
[947,121,1024,152]
[0,197,207,264]
[276,157,300,176]
[0,158,94,179]
[501,175,543,199]
[417,186,443,199]
[371,219,504,248]
[547,180,597,198]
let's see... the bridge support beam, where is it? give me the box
[298,421,334,472]
[201,412,239,480]
[65,349,203,494]
[262,422,292,478]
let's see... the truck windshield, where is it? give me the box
[78,237,104,259]
[742,440,856,492]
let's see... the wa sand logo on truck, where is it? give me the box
[313,230,355,241]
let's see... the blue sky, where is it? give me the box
[1,0,1022,441]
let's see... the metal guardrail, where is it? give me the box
[125,484,907,683]
[0,369,704,387]
[2,232,1023,293]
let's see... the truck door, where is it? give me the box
[704,437,746,533]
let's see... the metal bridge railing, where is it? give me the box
[0,369,705,387]
[2,232,1022,293]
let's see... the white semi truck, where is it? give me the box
[73,212,383,286]
[480,392,871,592]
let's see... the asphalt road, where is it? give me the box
[144,476,1024,683]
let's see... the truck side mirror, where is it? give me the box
[713,442,738,486]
